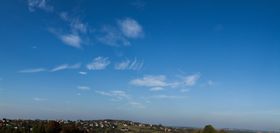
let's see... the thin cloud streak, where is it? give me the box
[150,87,164,91]
[19,68,46,73]
[51,63,81,72]
[77,86,91,91]
[19,63,80,73]
[79,71,87,75]
[131,73,201,91]
[148,94,186,99]
[95,90,129,100]
[33,97,47,101]
[130,75,168,88]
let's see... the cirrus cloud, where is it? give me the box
[131,73,201,91]
[130,75,168,88]
[87,57,111,70]
[51,63,81,72]
[95,90,129,100]
[118,18,143,38]
[60,34,81,48]
[77,86,91,91]
[182,73,200,86]
[149,87,164,91]
[79,71,87,75]
[115,58,144,71]
[19,68,46,73]
[27,0,53,12]
[97,18,144,46]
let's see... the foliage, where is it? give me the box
[203,125,218,133]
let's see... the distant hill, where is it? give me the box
[0,118,279,133]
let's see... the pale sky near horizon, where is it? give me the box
[0,0,280,131]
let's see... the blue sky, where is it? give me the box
[1,0,280,130]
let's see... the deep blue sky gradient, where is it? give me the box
[0,0,280,130]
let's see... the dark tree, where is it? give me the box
[45,121,61,133]
[32,123,46,133]
[61,124,83,133]
[203,125,217,133]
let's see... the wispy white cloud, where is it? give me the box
[130,75,168,88]
[118,18,143,38]
[115,60,130,70]
[27,0,91,49]
[59,12,88,34]
[28,0,53,12]
[115,59,143,71]
[47,12,88,48]
[149,87,164,91]
[49,26,84,48]
[59,34,81,48]
[27,2,144,49]
[87,57,111,70]
[77,86,91,91]
[97,18,143,46]
[131,73,201,92]
[129,101,145,108]
[182,73,200,86]
[95,90,129,100]
[98,26,130,46]
[70,19,88,34]
[33,97,47,101]
[149,95,185,99]
[19,68,46,73]
[128,59,144,70]
[96,90,145,108]
[79,71,87,75]
[19,63,81,73]
[51,63,80,72]
[28,2,142,48]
